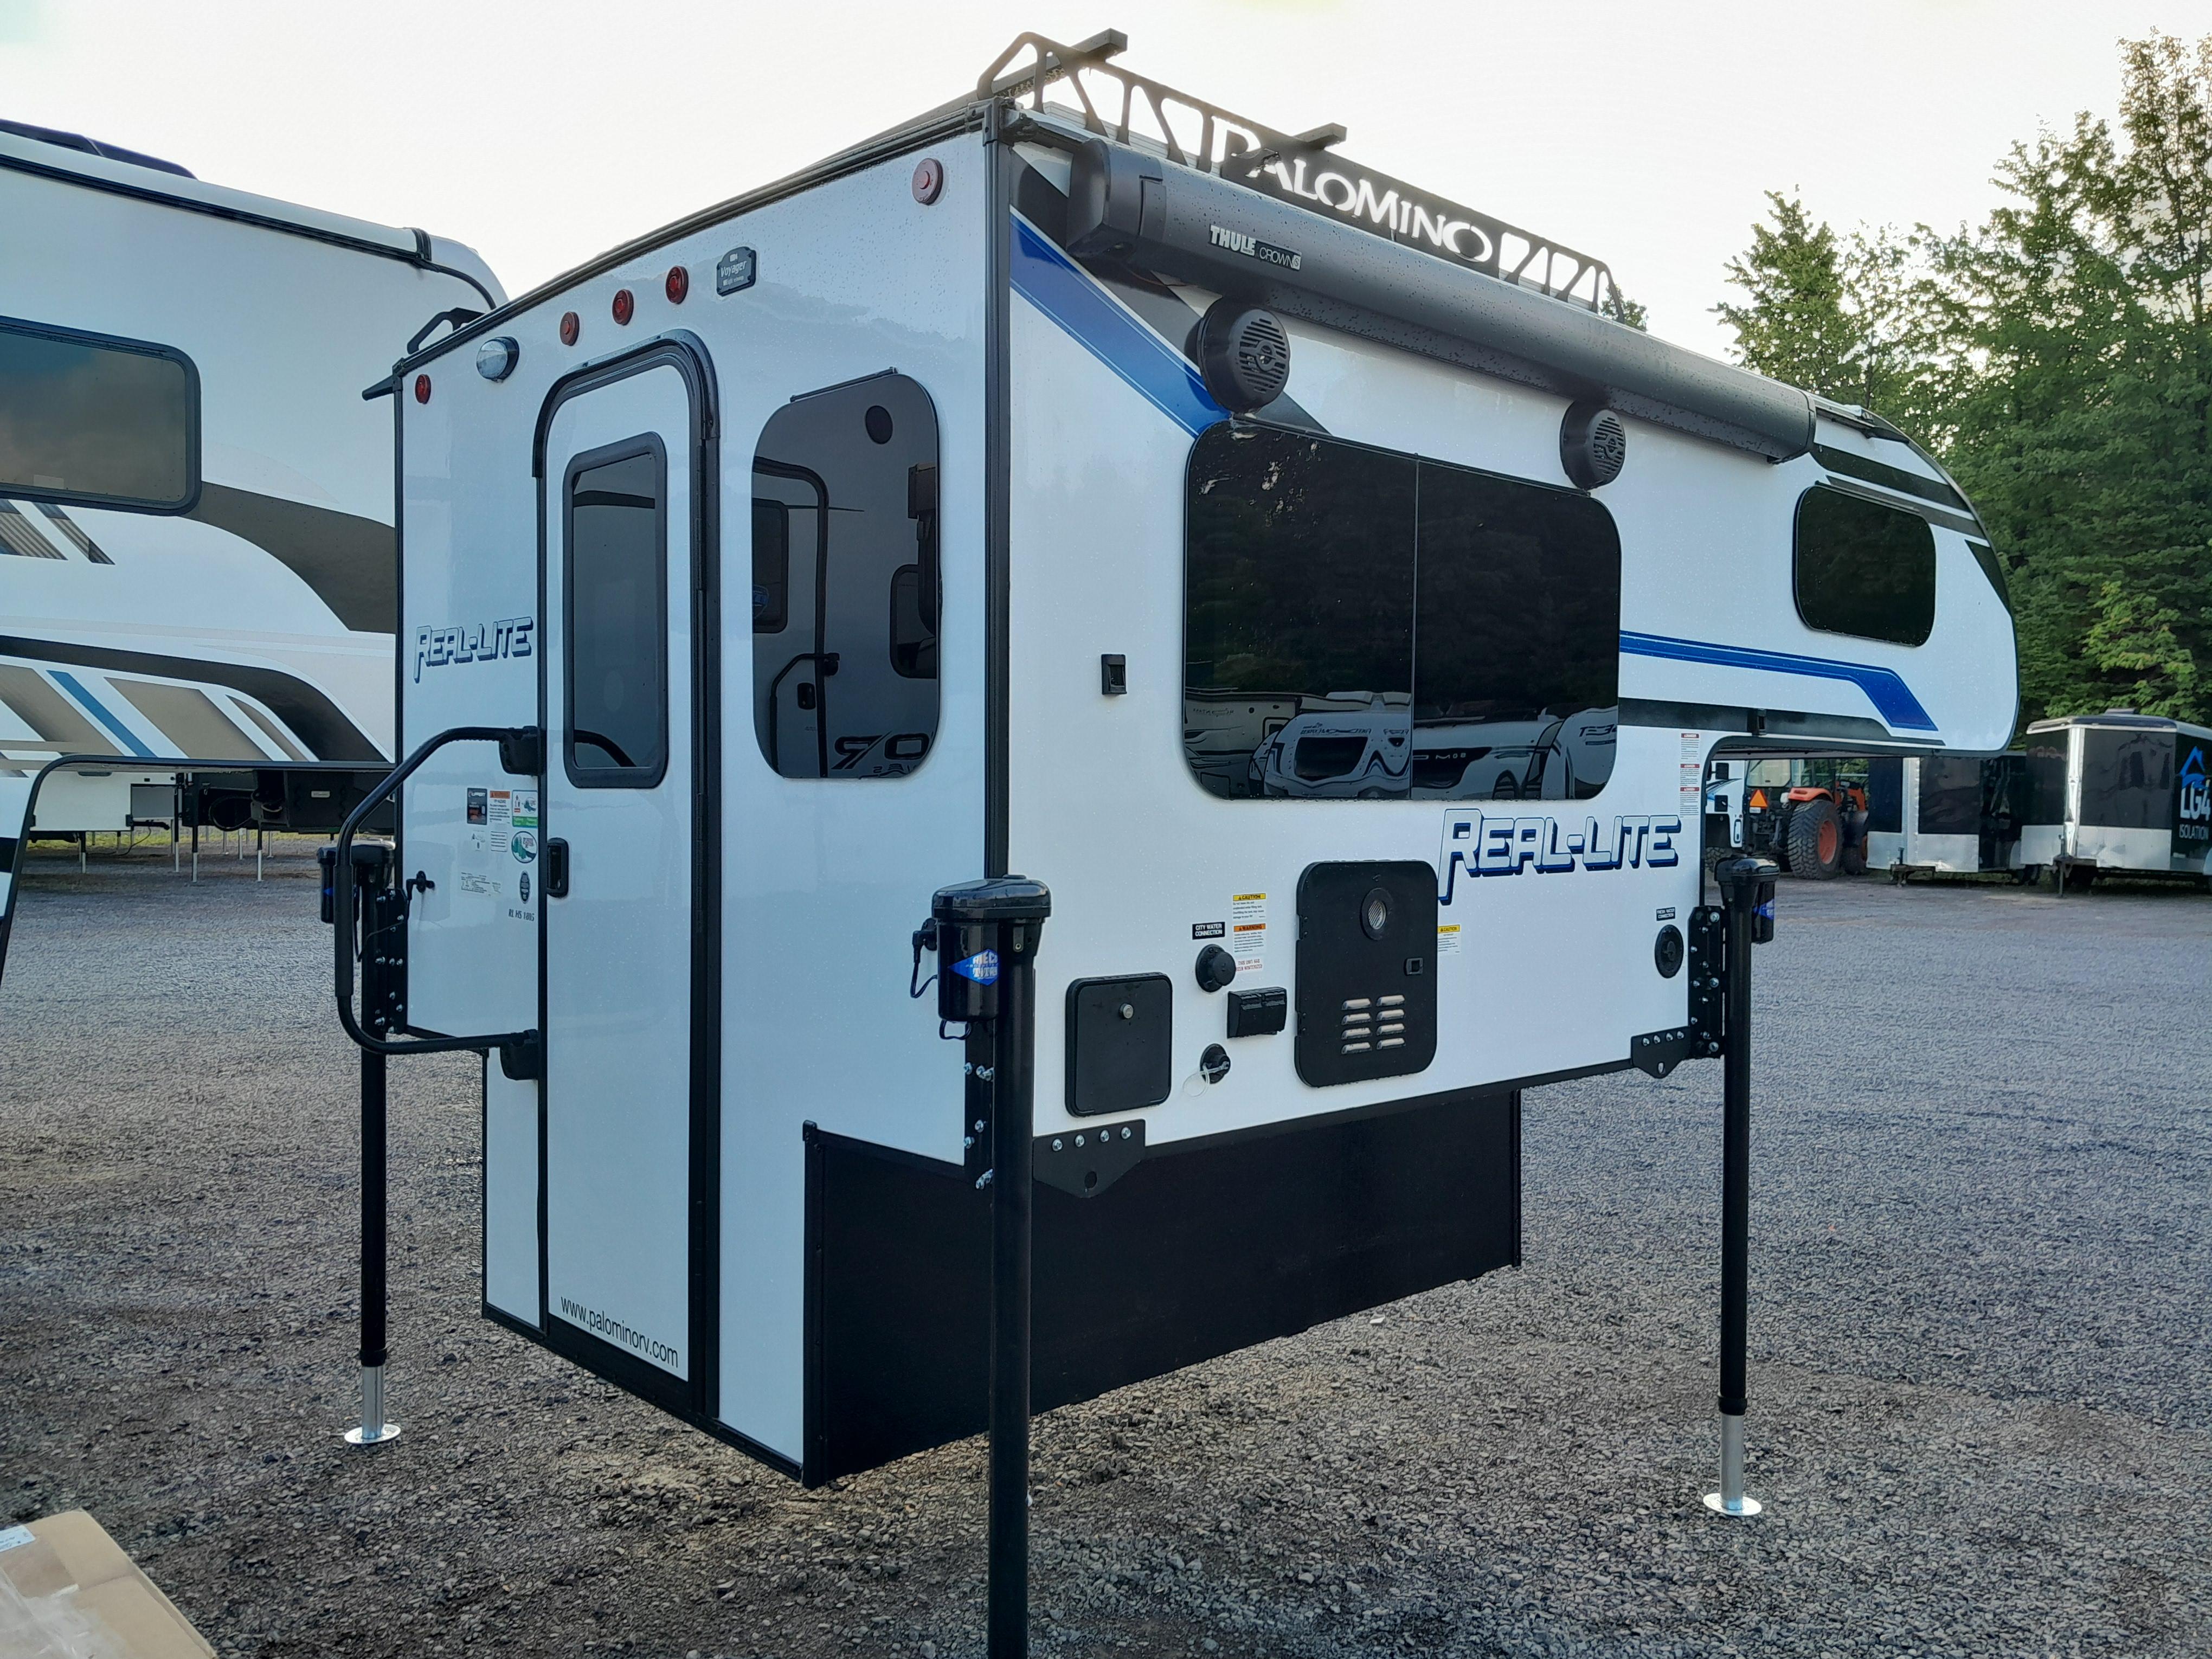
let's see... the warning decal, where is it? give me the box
[1230,892,1266,973]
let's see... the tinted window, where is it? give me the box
[564,445,667,786]
[1186,427,1414,799]
[1917,754,1983,835]
[0,320,197,511]
[1184,425,1619,801]
[1413,460,1620,800]
[1794,486,1936,646]
[752,375,939,779]
[2079,727,2172,829]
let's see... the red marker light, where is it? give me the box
[612,288,635,325]
[665,265,690,304]
[912,157,944,204]
[413,374,431,404]
[559,311,580,346]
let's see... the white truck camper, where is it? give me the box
[327,32,2018,1635]
[0,115,501,973]
[2018,712,2212,890]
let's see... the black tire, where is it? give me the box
[1785,796,1844,879]
[1840,838,1868,878]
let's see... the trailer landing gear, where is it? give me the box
[1704,856,1774,1519]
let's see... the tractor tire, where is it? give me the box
[1785,796,1844,879]
[1840,838,1868,878]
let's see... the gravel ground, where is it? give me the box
[1,843,2207,1658]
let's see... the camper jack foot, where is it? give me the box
[1702,1412,1759,1516]
[344,1363,400,1446]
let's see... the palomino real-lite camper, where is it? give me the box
[0,115,500,935]
[346,34,2017,1487]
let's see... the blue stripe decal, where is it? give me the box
[1009,214,1226,438]
[1619,631,1937,732]
[50,669,156,756]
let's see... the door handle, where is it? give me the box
[544,837,570,898]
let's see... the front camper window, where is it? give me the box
[0,318,198,512]
[751,374,940,779]
[564,443,668,787]
[1793,486,1936,647]
[1185,425,1620,801]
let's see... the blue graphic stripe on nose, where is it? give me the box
[1009,212,1226,438]
[49,670,156,756]
[1619,631,1937,732]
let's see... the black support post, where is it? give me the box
[930,876,1052,1659]
[1706,855,1774,1516]
[338,841,402,1446]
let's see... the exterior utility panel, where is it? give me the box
[0,122,501,934]
[387,81,2017,1483]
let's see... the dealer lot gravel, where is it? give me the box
[1,848,2206,1657]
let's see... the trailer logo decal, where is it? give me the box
[1437,809,1681,903]
[1208,224,1303,271]
[414,616,534,683]
[2179,743,2210,846]
[951,949,1000,986]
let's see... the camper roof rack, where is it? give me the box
[977,30,1622,316]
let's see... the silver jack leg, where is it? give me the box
[343,1362,401,1446]
[1702,1412,1760,1516]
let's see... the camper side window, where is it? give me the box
[751,374,940,780]
[0,318,198,513]
[563,443,668,787]
[1793,486,1937,647]
[1185,425,1620,802]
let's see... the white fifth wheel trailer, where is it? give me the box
[325,32,2017,1606]
[0,115,501,959]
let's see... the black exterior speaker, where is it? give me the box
[1560,400,1627,489]
[1193,299,1291,413]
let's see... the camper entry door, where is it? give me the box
[538,361,703,1408]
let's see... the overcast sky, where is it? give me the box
[7,0,2212,359]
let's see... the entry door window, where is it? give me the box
[564,441,669,787]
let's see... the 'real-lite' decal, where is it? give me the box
[1439,808,1681,903]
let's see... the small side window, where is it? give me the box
[564,442,668,788]
[1793,486,1936,647]
[0,318,199,512]
[751,374,940,779]
[751,499,789,633]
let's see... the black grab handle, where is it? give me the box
[332,725,541,1061]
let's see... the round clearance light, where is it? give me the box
[612,288,635,326]
[665,265,690,304]
[475,336,520,382]
[1192,298,1291,414]
[1561,400,1627,489]
[558,310,581,346]
[912,157,945,205]
[413,374,432,405]
[1360,886,1392,941]
[864,404,894,445]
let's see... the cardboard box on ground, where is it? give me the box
[0,1512,213,1659]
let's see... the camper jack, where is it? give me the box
[327,30,2017,1651]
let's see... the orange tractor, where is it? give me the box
[1740,764,1869,879]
